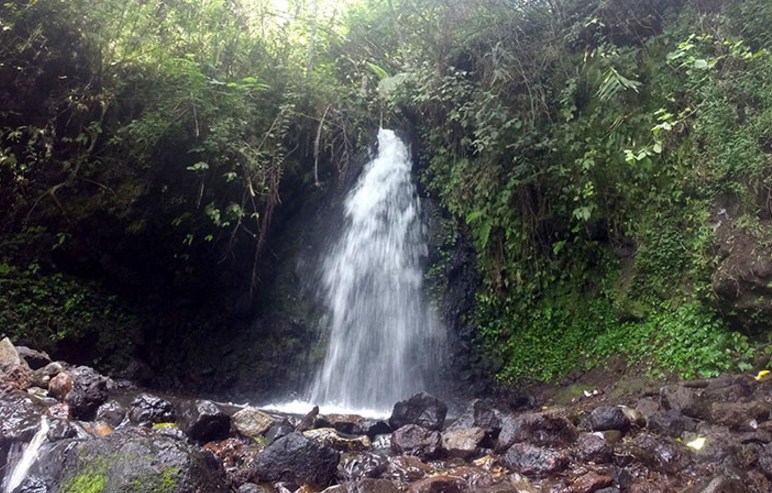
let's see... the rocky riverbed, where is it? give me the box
[1,337,771,492]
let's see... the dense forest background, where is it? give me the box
[2,0,772,397]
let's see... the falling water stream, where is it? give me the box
[3,416,49,493]
[263,129,446,416]
[309,128,446,412]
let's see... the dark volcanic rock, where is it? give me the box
[661,385,709,420]
[584,406,631,432]
[265,418,294,445]
[502,443,569,478]
[407,475,464,493]
[178,399,230,443]
[64,366,108,420]
[445,399,502,443]
[96,400,128,428]
[327,478,401,493]
[0,393,45,470]
[16,346,51,370]
[441,427,486,459]
[646,409,697,437]
[389,392,447,431]
[383,456,433,483]
[129,393,176,425]
[496,411,578,452]
[41,430,228,492]
[391,424,442,460]
[338,452,389,481]
[251,432,339,486]
[575,432,613,463]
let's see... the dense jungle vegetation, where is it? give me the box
[2,0,772,391]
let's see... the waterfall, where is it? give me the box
[3,416,49,493]
[308,128,446,413]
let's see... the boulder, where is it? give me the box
[445,399,502,444]
[584,406,631,432]
[16,346,51,370]
[47,372,74,401]
[441,427,486,459]
[178,400,230,443]
[391,424,442,460]
[661,385,709,420]
[711,401,770,431]
[64,366,108,420]
[575,432,613,463]
[0,338,32,394]
[0,337,22,368]
[361,419,392,438]
[501,443,569,478]
[316,414,365,435]
[232,407,275,441]
[265,419,294,445]
[496,411,578,452]
[32,362,65,389]
[251,432,339,486]
[128,393,176,425]
[646,409,698,437]
[628,432,689,473]
[389,392,447,431]
[304,428,371,452]
[338,452,389,481]
[27,429,229,492]
[96,400,128,428]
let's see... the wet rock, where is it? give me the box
[634,397,661,419]
[0,337,23,368]
[646,409,698,437]
[0,392,45,468]
[47,372,73,401]
[129,393,176,425]
[444,466,498,489]
[501,443,569,478]
[338,452,389,481]
[361,419,392,438]
[316,414,365,435]
[325,478,400,493]
[575,432,613,463]
[31,429,229,492]
[16,346,51,370]
[232,407,275,441]
[296,405,319,432]
[572,471,614,493]
[628,432,689,473]
[584,406,631,432]
[661,385,709,419]
[265,418,294,445]
[0,364,32,394]
[251,432,339,486]
[204,437,259,487]
[96,400,127,428]
[391,424,442,460]
[407,475,464,493]
[711,401,770,431]
[389,392,447,431]
[64,366,108,420]
[383,455,433,483]
[441,427,486,459]
[179,399,230,443]
[372,434,391,450]
[31,362,65,389]
[445,399,502,444]
[304,427,372,452]
[496,411,578,452]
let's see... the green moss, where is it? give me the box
[61,470,108,493]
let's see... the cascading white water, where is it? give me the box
[308,128,446,413]
[3,416,49,493]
